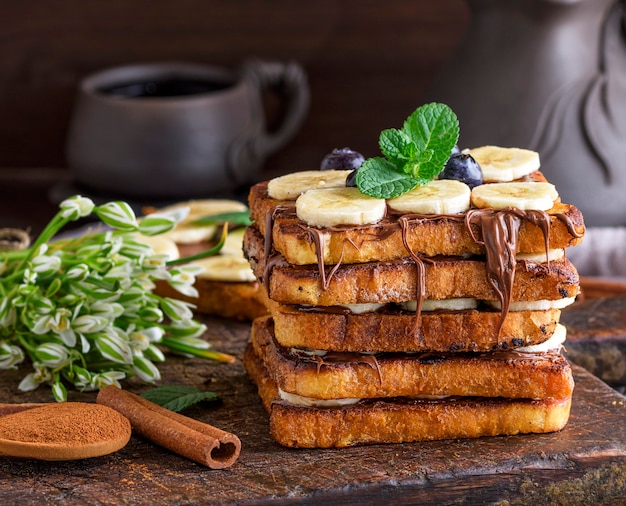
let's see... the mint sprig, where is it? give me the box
[141,385,220,412]
[356,103,459,199]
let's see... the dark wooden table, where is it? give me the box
[1,167,626,504]
[0,314,625,505]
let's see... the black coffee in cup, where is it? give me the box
[99,79,231,98]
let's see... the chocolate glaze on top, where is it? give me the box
[260,191,583,338]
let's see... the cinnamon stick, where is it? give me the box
[96,385,241,469]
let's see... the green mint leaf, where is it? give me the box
[141,385,220,412]
[401,102,459,180]
[379,128,416,165]
[191,211,252,227]
[356,157,420,199]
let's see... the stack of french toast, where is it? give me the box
[242,112,585,448]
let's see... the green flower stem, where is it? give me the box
[166,223,228,266]
[161,337,235,363]
[21,213,70,266]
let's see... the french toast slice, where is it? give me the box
[248,174,585,266]
[250,316,574,401]
[243,343,573,448]
[267,298,561,353]
[244,225,580,306]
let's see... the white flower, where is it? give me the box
[66,263,90,280]
[0,343,24,369]
[141,254,170,279]
[18,363,53,392]
[60,195,95,220]
[130,326,164,352]
[160,297,194,322]
[92,370,126,389]
[30,253,61,276]
[34,342,69,368]
[72,314,110,334]
[167,264,203,298]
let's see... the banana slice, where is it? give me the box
[135,234,180,261]
[154,199,248,244]
[296,187,387,227]
[387,180,471,215]
[400,298,478,312]
[339,303,386,314]
[471,182,558,211]
[517,248,565,263]
[464,146,540,182]
[267,170,352,200]
[221,228,247,257]
[486,297,576,311]
[194,255,256,282]
[516,324,567,353]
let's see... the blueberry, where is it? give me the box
[320,147,365,171]
[438,153,483,189]
[451,144,461,155]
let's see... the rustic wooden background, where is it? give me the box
[0,0,469,177]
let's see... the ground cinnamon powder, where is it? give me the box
[0,402,131,445]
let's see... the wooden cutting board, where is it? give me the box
[0,313,625,505]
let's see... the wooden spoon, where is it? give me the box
[0,402,131,460]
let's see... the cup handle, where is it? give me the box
[228,60,310,185]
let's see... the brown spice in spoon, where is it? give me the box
[0,402,131,460]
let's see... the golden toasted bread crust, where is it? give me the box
[243,344,572,448]
[248,178,585,266]
[154,279,268,321]
[244,226,580,306]
[268,298,560,353]
[251,316,574,401]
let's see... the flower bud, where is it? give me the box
[60,195,95,220]
[51,381,68,402]
[0,343,24,369]
[137,214,177,236]
[95,333,133,364]
[34,343,68,368]
[96,201,138,231]
[132,355,161,383]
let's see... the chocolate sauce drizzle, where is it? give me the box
[261,195,583,339]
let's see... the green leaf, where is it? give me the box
[401,102,459,180]
[356,157,420,199]
[140,385,220,412]
[379,128,416,165]
[191,211,252,227]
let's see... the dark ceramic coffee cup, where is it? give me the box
[66,60,309,199]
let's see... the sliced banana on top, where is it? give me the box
[296,187,387,227]
[464,146,540,182]
[267,170,352,200]
[387,179,471,215]
[154,199,248,244]
[471,182,558,211]
[194,255,256,283]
